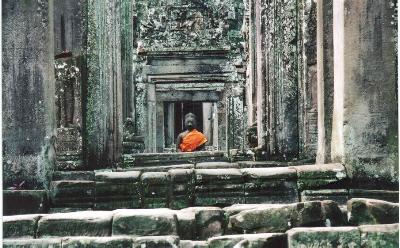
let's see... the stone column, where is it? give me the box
[202,102,213,145]
[85,0,123,168]
[2,0,56,189]
[166,103,175,147]
[255,0,266,149]
[246,0,256,126]
[331,0,398,187]
[316,0,334,164]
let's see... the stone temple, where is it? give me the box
[2,0,399,247]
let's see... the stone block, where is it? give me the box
[208,233,287,248]
[52,171,95,181]
[48,207,92,213]
[37,211,113,237]
[112,209,178,236]
[94,171,141,210]
[169,169,195,209]
[133,236,179,248]
[56,160,85,171]
[359,224,399,248]
[141,172,171,208]
[182,207,226,240]
[241,167,298,204]
[3,190,48,215]
[49,180,94,207]
[3,238,62,248]
[195,169,244,206]
[290,163,347,190]
[175,209,196,240]
[3,214,44,238]
[347,198,399,225]
[196,162,239,169]
[301,189,349,205]
[349,189,399,203]
[287,227,360,248]
[238,161,287,168]
[62,237,134,248]
[321,200,347,226]
[223,204,270,217]
[179,240,208,248]
[228,201,339,233]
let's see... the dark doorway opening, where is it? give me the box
[174,101,204,137]
[164,101,204,148]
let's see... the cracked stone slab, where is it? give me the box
[37,211,113,237]
[112,209,178,236]
[347,198,399,225]
[3,214,45,238]
[228,201,343,233]
[182,207,225,240]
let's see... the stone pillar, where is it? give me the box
[316,0,334,164]
[166,103,175,147]
[255,0,266,149]
[2,0,56,189]
[246,0,256,126]
[202,102,213,145]
[299,0,318,159]
[85,0,123,168]
[331,0,398,187]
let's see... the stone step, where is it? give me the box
[47,165,349,209]
[5,164,399,215]
[7,200,396,240]
[3,224,398,248]
[286,224,399,248]
[122,151,227,167]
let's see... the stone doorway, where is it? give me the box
[163,101,218,152]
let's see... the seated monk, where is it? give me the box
[176,113,207,152]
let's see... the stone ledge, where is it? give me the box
[347,198,399,225]
[208,233,287,248]
[3,214,45,239]
[37,211,113,237]
[286,226,360,248]
[112,209,178,236]
[3,190,48,215]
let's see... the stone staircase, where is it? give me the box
[3,160,399,247]
[3,198,399,247]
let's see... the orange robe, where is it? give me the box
[179,129,208,152]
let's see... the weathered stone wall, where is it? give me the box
[331,0,398,188]
[54,0,87,56]
[250,0,318,160]
[130,0,246,153]
[84,0,123,168]
[2,0,56,189]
